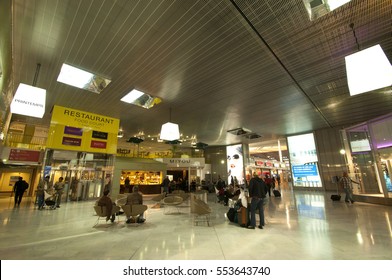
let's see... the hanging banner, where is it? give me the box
[46,105,119,154]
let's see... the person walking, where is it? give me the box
[247,173,267,229]
[264,174,272,197]
[339,171,358,204]
[54,177,65,208]
[13,177,29,207]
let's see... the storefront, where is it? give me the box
[112,157,167,195]
[156,158,208,191]
[340,113,392,205]
[40,150,114,202]
[40,105,120,202]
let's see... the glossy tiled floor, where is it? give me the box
[1,188,391,260]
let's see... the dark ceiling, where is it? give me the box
[1,0,391,153]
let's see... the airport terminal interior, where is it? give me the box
[1,188,391,260]
[1,0,392,262]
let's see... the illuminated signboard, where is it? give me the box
[287,133,322,187]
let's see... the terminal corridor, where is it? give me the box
[0,189,391,260]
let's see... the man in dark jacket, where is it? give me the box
[247,173,266,229]
[13,177,29,207]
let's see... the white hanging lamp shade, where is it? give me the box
[345,44,392,96]
[160,122,180,141]
[10,83,46,118]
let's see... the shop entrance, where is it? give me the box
[48,168,106,203]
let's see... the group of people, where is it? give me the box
[219,173,273,230]
[161,176,190,194]
[36,175,65,210]
[12,175,65,209]
[96,185,146,224]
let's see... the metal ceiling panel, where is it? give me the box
[2,0,391,152]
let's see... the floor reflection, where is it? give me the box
[0,189,391,260]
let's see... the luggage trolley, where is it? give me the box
[44,191,58,210]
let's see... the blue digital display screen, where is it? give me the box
[292,165,318,177]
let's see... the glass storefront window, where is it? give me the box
[342,113,392,198]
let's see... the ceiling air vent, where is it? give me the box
[243,133,262,140]
[227,127,252,136]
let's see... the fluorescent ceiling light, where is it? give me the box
[10,83,46,118]
[120,89,161,109]
[160,122,180,141]
[57,63,111,94]
[121,89,145,103]
[345,44,392,96]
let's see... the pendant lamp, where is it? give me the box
[160,108,180,141]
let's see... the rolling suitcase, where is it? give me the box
[237,206,249,227]
[273,189,281,197]
[331,176,341,201]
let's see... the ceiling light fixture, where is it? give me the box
[160,108,180,141]
[11,63,46,118]
[345,43,392,96]
[57,63,111,94]
[117,128,124,138]
[120,89,161,109]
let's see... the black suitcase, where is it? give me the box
[226,208,236,222]
[273,189,281,197]
[330,194,341,201]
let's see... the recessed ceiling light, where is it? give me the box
[120,89,161,109]
[57,63,111,94]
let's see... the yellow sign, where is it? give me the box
[46,105,119,154]
[50,105,119,133]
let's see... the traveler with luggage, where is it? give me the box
[247,173,267,229]
[339,171,358,204]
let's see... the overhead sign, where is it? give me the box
[46,105,119,154]
[157,158,205,168]
[8,148,41,162]
[10,83,46,118]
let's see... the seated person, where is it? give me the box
[224,184,241,206]
[97,190,120,223]
[125,185,146,224]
